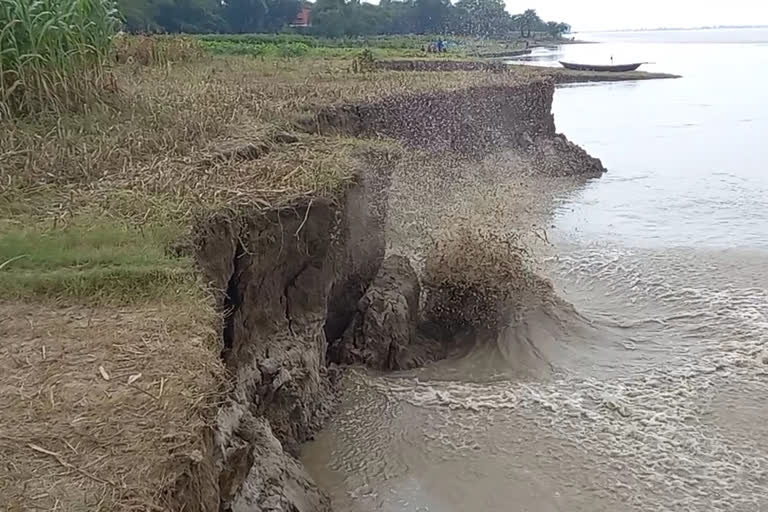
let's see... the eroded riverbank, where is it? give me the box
[0,53,615,511]
[195,77,606,511]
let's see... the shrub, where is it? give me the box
[351,48,376,73]
[276,41,310,57]
[200,39,310,59]
[0,0,119,118]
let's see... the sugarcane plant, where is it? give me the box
[0,0,120,118]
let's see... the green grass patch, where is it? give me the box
[199,39,430,59]
[0,221,199,303]
[194,34,530,60]
[196,33,485,59]
[197,33,438,49]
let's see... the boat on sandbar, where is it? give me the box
[559,61,644,72]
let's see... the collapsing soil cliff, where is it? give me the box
[186,164,391,512]
[301,78,604,177]
[183,78,605,511]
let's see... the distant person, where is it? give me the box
[611,55,614,63]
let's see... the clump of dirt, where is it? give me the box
[422,223,553,332]
[331,254,423,371]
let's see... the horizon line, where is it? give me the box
[576,24,768,34]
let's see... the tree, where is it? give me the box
[453,0,509,37]
[222,0,267,32]
[263,0,302,32]
[546,20,570,38]
[116,0,571,40]
[117,0,224,33]
[413,0,450,34]
[381,0,416,34]
[117,0,158,32]
[220,0,299,33]
[518,8,541,38]
[153,0,223,32]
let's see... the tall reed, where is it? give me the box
[0,0,119,118]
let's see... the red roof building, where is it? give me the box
[291,5,312,28]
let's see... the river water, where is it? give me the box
[303,29,768,511]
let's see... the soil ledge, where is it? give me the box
[188,78,605,511]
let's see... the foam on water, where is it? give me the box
[304,242,768,512]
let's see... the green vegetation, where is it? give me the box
[200,39,431,59]
[199,33,436,48]
[198,33,431,59]
[197,33,538,59]
[0,221,195,303]
[0,223,181,270]
[115,0,570,40]
[201,39,313,58]
[0,0,119,118]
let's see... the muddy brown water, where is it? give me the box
[303,31,768,512]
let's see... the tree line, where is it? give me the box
[117,0,571,39]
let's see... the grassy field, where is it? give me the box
[1,51,535,306]
[197,33,529,59]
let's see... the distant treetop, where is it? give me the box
[115,0,572,38]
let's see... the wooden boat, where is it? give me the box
[559,61,643,72]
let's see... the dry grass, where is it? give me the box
[114,35,206,67]
[0,300,224,511]
[0,56,382,511]
[0,58,414,304]
[0,132,382,305]
[1,58,442,225]
[0,59,543,252]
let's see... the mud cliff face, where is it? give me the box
[183,78,605,512]
[331,254,425,371]
[190,166,390,512]
[302,80,604,177]
[307,81,554,154]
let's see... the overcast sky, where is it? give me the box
[516,0,768,32]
